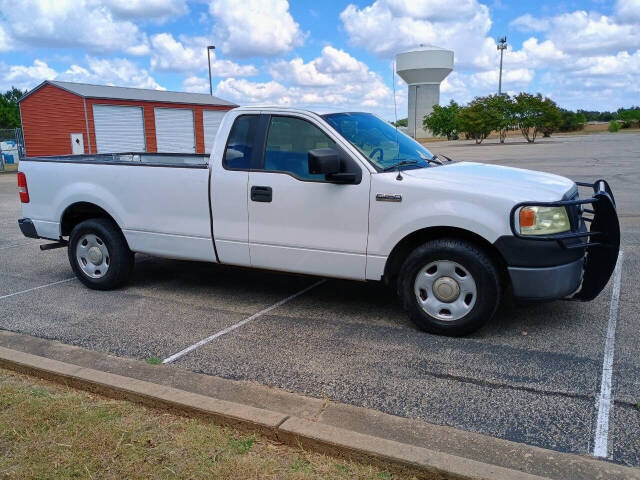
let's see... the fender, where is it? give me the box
[56,183,126,234]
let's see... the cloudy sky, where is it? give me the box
[1,0,638,119]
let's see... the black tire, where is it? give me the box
[68,218,134,290]
[398,238,501,336]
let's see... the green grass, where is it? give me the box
[145,356,162,365]
[0,368,404,480]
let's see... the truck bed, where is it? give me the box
[19,152,216,262]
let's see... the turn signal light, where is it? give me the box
[17,172,29,203]
[519,207,535,228]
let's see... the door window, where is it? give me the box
[263,116,336,180]
[223,115,258,170]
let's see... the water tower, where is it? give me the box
[396,46,454,138]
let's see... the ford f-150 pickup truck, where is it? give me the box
[17,107,620,335]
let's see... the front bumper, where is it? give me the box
[508,258,584,300]
[508,179,620,302]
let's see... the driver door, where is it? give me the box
[248,114,371,280]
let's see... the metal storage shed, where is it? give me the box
[18,80,237,157]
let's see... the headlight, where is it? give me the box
[519,206,570,235]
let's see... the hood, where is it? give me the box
[401,161,575,203]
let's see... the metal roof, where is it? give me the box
[20,80,237,107]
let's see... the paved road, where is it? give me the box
[1,132,638,466]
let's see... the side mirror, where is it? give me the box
[308,148,340,175]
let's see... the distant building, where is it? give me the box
[19,81,237,157]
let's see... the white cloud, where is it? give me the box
[269,57,335,87]
[0,57,163,92]
[61,57,163,89]
[1,60,57,91]
[0,24,10,52]
[100,0,188,21]
[149,33,257,76]
[500,5,640,109]
[217,46,394,115]
[510,13,550,32]
[339,0,495,70]
[510,10,640,55]
[182,76,210,94]
[208,0,305,57]
[0,0,150,54]
[615,0,640,24]
[469,68,534,89]
[216,78,291,105]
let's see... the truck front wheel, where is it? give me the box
[398,238,501,336]
[68,218,134,290]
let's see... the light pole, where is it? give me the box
[497,36,507,95]
[207,45,215,96]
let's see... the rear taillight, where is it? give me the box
[17,172,29,203]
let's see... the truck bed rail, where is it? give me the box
[22,152,209,169]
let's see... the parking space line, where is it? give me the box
[0,277,76,300]
[593,251,624,458]
[163,279,326,365]
[0,242,33,251]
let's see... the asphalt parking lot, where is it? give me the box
[1,132,639,467]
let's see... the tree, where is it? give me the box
[458,96,502,144]
[512,93,561,142]
[0,87,26,128]
[616,107,640,128]
[558,109,587,132]
[539,97,562,137]
[486,94,515,143]
[578,109,615,122]
[391,117,407,127]
[423,100,460,140]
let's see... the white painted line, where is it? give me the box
[593,251,624,458]
[163,279,326,364]
[0,277,76,301]
[0,242,33,251]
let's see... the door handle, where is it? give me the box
[251,186,272,202]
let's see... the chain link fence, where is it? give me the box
[0,128,24,171]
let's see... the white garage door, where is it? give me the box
[203,110,227,153]
[155,108,195,153]
[93,105,145,153]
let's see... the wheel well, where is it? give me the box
[383,226,509,287]
[60,202,117,237]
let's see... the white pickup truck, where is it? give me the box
[17,107,620,335]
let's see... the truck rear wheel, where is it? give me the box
[398,238,501,336]
[68,218,134,290]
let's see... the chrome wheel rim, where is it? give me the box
[76,234,109,279]
[414,260,477,321]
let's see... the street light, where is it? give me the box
[207,45,215,96]
[497,36,507,95]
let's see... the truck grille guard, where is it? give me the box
[509,179,620,301]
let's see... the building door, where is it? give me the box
[93,105,145,153]
[154,108,196,153]
[70,133,84,154]
[203,110,226,153]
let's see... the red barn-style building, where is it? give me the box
[19,81,237,157]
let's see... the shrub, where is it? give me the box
[608,120,620,132]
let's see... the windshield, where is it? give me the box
[322,112,435,171]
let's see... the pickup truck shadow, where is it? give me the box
[128,255,589,337]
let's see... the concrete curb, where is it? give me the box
[0,337,638,480]
[0,345,546,480]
